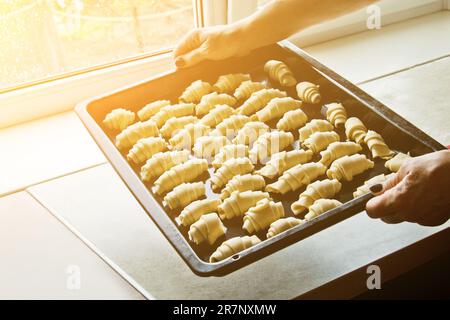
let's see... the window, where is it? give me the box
[0,0,195,92]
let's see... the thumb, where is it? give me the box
[365,172,402,218]
[176,46,209,68]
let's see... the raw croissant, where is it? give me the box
[169,123,210,150]
[160,116,198,139]
[196,92,237,117]
[177,199,222,227]
[220,174,266,200]
[264,60,296,87]
[210,115,250,138]
[212,144,249,169]
[115,120,159,151]
[237,89,287,116]
[163,182,205,210]
[298,119,334,142]
[305,199,342,221]
[188,213,227,245]
[193,136,230,158]
[140,150,190,182]
[213,73,251,94]
[353,173,395,198]
[267,217,303,239]
[210,157,254,192]
[325,103,347,127]
[198,104,235,128]
[232,121,270,145]
[319,141,363,167]
[210,236,261,263]
[243,199,285,234]
[327,154,374,181]
[152,158,208,195]
[234,81,266,101]
[218,190,270,220]
[179,80,213,104]
[276,109,308,132]
[255,149,313,179]
[137,100,171,121]
[385,152,411,172]
[249,131,294,164]
[364,130,395,159]
[103,108,135,131]
[126,137,168,164]
[296,81,321,104]
[266,162,327,194]
[345,117,367,144]
[254,97,302,123]
[303,131,340,154]
[151,103,195,128]
[291,179,342,215]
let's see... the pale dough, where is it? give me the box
[103,108,135,131]
[264,60,297,87]
[115,120,159,151]
[254,97,302,123]
[234,81,266,101]
[137,100,171,121]
[196,92,237,117]
[237,89,287,116]
[140,150,190,182]
[385,152,411,172]
[126,136,168,164]
[212,144,249,169]
[345,117,367,144]
[298,119,334,142]
[304,199,342,221]
[291,179,342,215]
[276,109,308,132]
[169,123,210,150]
[296,81,321,104]
[325,103,347,127]
[232,121,270,145]
[210,157,254,192]
[319,141,363,167]
[243,199,285,234]
[151,103,196,128]
[193,136,230,159]
[199,104,235,128]
[179,80,213,104]
[218,190,270,220]
[220,174,266,200]
[210,115,250,138]
[188,213,227,245]
[177,198,222,227]
[249,131,294,164]
[213,73,251,94]
[364,130,395,159]
[303,131,340,154]
[160,116,198,140]
[163,182,206,210]
[327,154,374,181]
[267,217,303,239]
[210,236,261,263]
[255,149,313,179]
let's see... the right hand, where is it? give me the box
[173,25,250,68]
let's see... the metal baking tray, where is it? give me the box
[76,41,445,276]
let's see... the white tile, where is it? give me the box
[0,192,144,299]
[29,164,449,299]
[0,112,105,196]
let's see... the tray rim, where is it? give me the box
[75,40,446,277]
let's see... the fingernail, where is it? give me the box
[370,184,383,194]
[175,57,185,68]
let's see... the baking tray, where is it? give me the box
[76,40,446,276]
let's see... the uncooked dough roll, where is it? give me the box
[303,131,340,154]
[213,73,251,94]
[266,162,327,194]
[255,149,313,179]
[212,144,249,169]
[345,117,367,144]
[163,182,206,210]
[196,92,237,117]
[126,136,168,164]
[264,60,297,87]
[210,157,254,192]
[210,235,261,263]
[210,115,250,138]
[305,199,342,221]
[353,173,395,198]
[169,123,210,150]
[151,103,196,128]
[291,179,342,215]
[296,81,321,104]
[115,120,159,151]
[193,136,230,159]
[364,130,395,159]
[276,109,308,132]
[237,89,287,116]
[298,119,334,142]
[220,174,266,200]
[199,104,235,128]
[267,217,303,239]
[188,213,227,245]
[137,100,171,121]
[249,131,294,164]
[140,150,190,182]
[385,152,411,173]
[232,121,270,145]
[103,108,135,131]
[179,80,213,104]
[327,154,374,181]
[152,158,208,195]
[254,97,302,123]
[160,116,198,139]
[243,199,285,234]
[234,81,266,101]
[177,199,222,227]
[319,141,363,167]
[324,103,347,127]
[218,190,270,220]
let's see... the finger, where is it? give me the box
[176,46,208,68]
[173,29,202,58]
[381,216,404,224]
[415,208,450,227]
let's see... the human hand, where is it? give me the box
[366,150,450,226]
